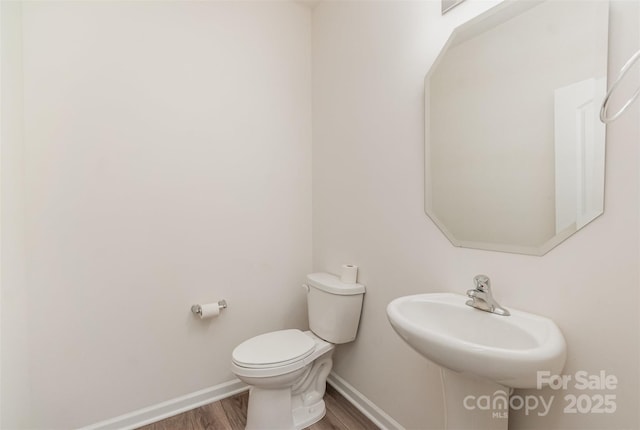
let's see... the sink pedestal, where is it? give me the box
[441,369,509,430]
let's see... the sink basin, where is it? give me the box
[386,293,566,388]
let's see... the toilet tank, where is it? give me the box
[306,272,365,344]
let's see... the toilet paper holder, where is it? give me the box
[191,300,227,317]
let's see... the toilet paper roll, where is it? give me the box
[198,303,221,319]
[340,264,358,284]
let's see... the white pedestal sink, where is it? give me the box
[386,293,566,430]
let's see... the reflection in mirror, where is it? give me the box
[424,0,609,256]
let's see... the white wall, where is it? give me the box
[313,1,639,429]
[1,1,31,428]
[10,1,312,428]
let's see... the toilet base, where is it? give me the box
[245,386,294,430]
[292,398,326,428]
[245,388,327,430]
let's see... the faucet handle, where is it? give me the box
[473,274,491,292]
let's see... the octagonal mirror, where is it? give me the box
[424,0,609,256]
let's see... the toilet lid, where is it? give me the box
[232,329,315,368]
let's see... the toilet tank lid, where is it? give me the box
[306,272,366,295]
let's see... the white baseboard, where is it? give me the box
[78,379,248,430]
[327,372,405,430]
[79,372,402,430]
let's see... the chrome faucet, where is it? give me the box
[466,275,510,316]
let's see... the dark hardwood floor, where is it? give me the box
[137,385,379,430]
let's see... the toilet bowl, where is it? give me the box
[231,272,365,430]
[232,330,334,430]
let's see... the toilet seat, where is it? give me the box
[232,329,316,369]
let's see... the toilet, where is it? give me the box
[231,272,365,430]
